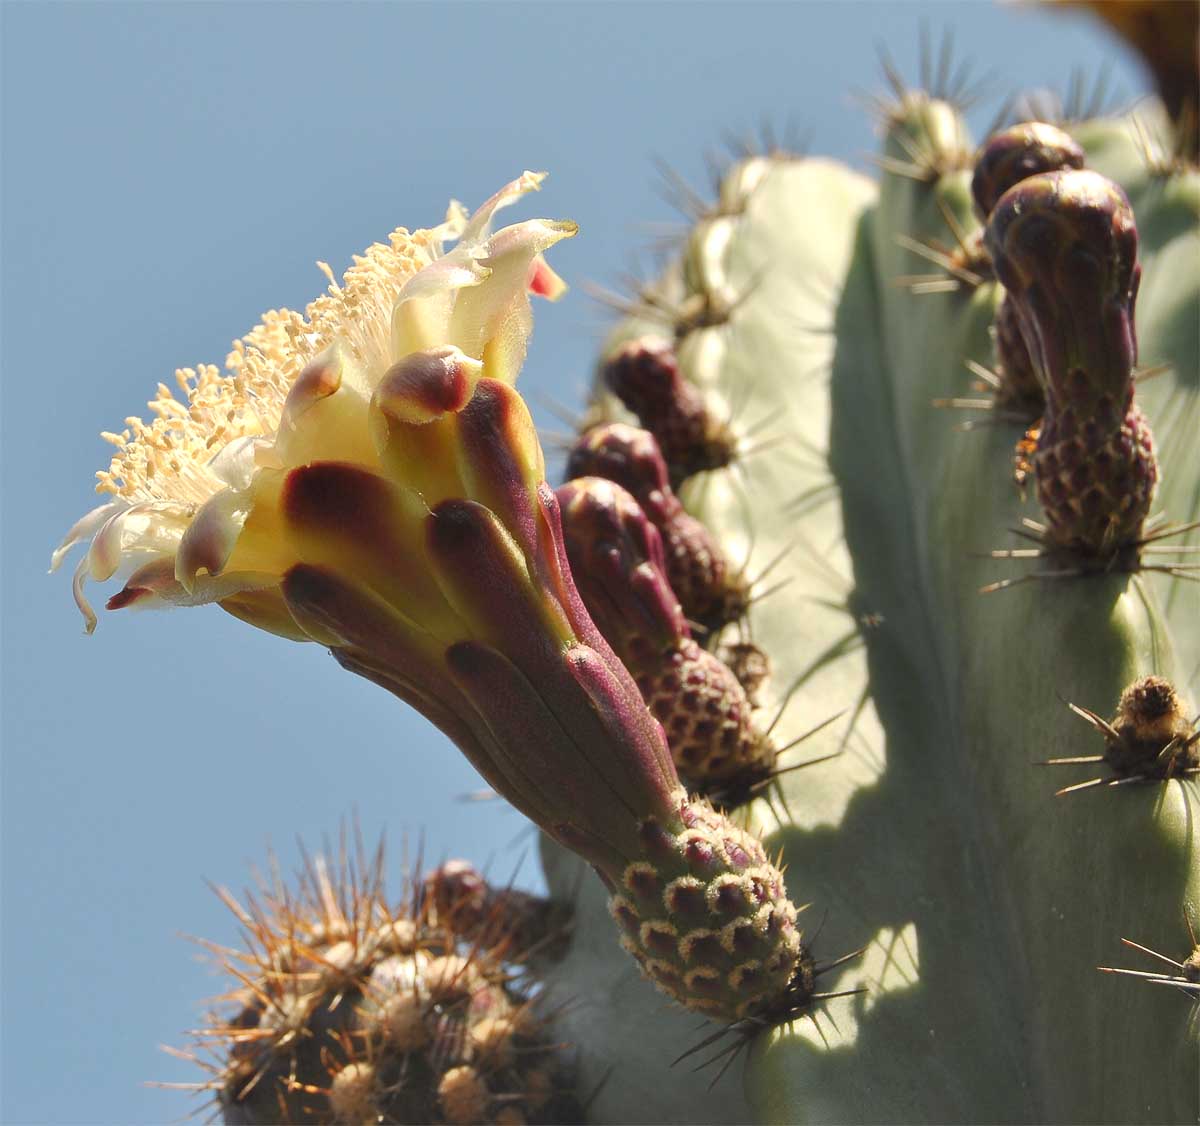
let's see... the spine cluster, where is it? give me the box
[194,846,579,1126]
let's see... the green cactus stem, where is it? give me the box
[543,86,1197,1125]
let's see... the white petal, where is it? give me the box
[430,199,469,253]
[206,435,270,491]
[271,343,374,467]
[71,554,99,635]
[175,488,250,592]
[50,500,129,573]
[458,171,546,248]
[446,218,578,373]
[392,249,490,359]
[86,501,193,583]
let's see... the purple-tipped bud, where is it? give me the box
[985,170,1156,555]
[557,477,774,796]
[971,122,1086,219]
[297,370,807,1024]
[566,423,748,629]
[556,476,689,670]
[973,123,1085,415]
[601,337,735,485]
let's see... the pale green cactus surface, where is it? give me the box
[541,95,1199,1124]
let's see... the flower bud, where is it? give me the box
[601,337,735,485]
[985,170,1156,554]
[566,423,748,629]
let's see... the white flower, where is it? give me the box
[51,172,575,633]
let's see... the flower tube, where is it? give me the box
[52,178,809,1024]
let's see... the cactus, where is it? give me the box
[52,32,1199,1126]
[180,833,581,1125]
[541,88,1198,1126]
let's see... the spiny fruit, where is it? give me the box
[179,835,581,1125]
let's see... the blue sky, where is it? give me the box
[1,3,1146,1122]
